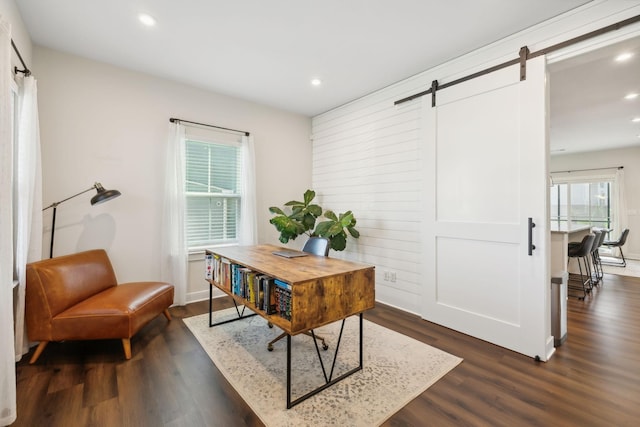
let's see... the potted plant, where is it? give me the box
[269,189,360,251]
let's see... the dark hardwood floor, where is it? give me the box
[12,273,640,426]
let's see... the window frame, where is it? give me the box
[184,133,243,252]
[550,169,622,245]
[550,180,612,229]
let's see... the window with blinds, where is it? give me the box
[185,138,241,248]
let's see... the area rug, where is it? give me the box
[184,307,462,427]
[602,258,640,279]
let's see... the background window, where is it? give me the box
[550,181,611,229]
[185,139,241,248]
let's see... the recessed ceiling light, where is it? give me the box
[138,13,156,27]
[311,78,322,86]
[624,92,638,100]
[615,52,633,62]
[632,117,640,123]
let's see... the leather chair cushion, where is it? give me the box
[27,250,119,317]
[50,281,174,341]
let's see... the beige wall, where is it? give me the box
[34,47,312,302]
[550,147,640,260]
[1,0,32,70]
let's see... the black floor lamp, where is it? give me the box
[42,182,121,258]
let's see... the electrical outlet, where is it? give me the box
[390,272,397,282]
[383,271,390,281]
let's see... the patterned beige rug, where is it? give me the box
[184,307,462,427]
[602,258,640,279]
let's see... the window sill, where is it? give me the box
[188,243,239,262]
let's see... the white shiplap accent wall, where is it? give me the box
[311,1,640,314]
[312,95,424,312]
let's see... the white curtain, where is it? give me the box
[161,125,257,305]
[161,122,188,305]
[14,75,43,360]
[613,168,628,256]
[0,17,17,427]
[239,134,257,245]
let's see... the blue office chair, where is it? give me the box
[302,236,330,256]
[267,237,330,351]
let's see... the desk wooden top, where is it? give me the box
[208,244,374,285]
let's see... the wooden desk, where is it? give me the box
[205,244,375,408]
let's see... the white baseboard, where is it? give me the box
[186,289,227,304]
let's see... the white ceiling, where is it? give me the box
[16,1,638,154]
[549,36,640,155]
[16,0,593,117]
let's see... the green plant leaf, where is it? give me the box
[330,233,347,251]
[302,213,317,231]
[323,210,338,221]
[268,190,359,252]
[303,189,316,205]
[327,223,343,236]
[269,206,285,215]
[314,220,333,236]
[289,209,305,221]
[308,204,323,217]
[339,211,354,227]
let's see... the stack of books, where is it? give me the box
[206,255,280,316]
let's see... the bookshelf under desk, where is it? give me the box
[205,244,375,408]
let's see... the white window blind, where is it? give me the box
[185,137,241,248]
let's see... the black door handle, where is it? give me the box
[528,217,536,256]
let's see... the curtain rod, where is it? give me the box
[551,166,623,174]
[169,117,250,137]
[11,39,31,76]
[395,14,640,106]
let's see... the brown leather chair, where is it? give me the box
[26,249,174,363]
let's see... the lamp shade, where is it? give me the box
[43,181,122,258]
[91,183,121,205]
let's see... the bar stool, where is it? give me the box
[590,229,607,286]
[584,229,601,287]
[602,228,630,267]
[567,233,595,300]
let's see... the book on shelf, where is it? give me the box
[206,252,287,319]
[205,253,214,280]
[247,271,256,305]
[253,274,264,310]
[274,279,292,320]
[261,276,276,314]
[206,255,231,291]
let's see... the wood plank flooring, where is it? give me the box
[12,273,640,426]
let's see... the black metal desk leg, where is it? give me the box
[287,334,292,409]
[286,314,365,408]
[359,312,363,368]
[208,285,257,328]
[208,282,213,327]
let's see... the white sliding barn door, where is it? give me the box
[421,56,551,360]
